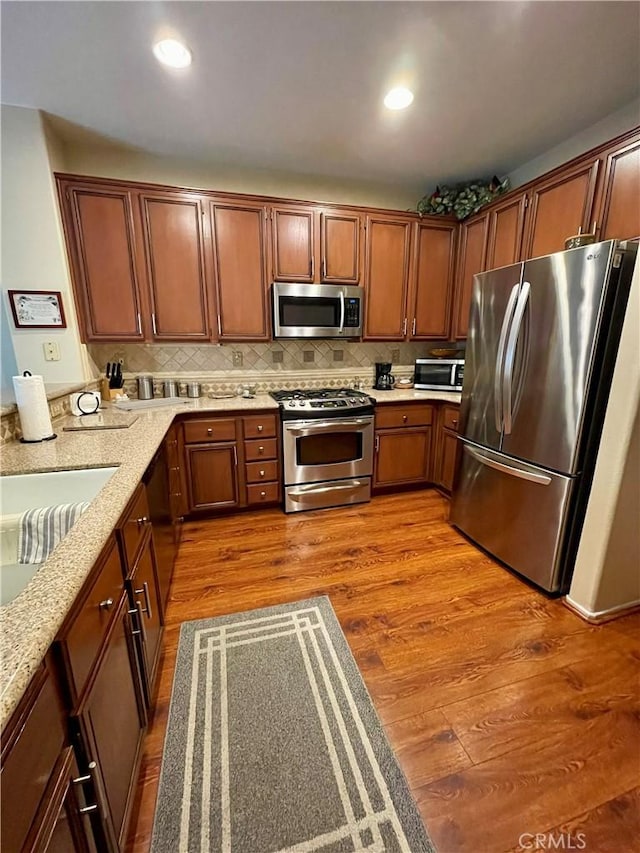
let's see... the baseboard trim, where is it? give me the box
[563,595,640,624]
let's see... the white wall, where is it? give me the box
[508,99,640,188]
[59,135,417,211]
[1,106,90,394]
[567,255,640,619]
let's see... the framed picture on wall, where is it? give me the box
[8,290,67,328]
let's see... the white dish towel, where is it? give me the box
[18,502,90,564]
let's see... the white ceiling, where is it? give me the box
[2,1,639,192]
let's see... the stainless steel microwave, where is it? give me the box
[414,358,465,391]
[272,283,363,338]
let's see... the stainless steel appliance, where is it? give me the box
[271,388,375,512]
[451,240,638,593]
[272,283,363,338]
[414,358,464,391]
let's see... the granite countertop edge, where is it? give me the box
[0,395,278,729]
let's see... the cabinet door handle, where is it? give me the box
[258,446,264,454]
[79,803,99,814]
[452,419,458,427]
[310,256,314,279]
[259,470,265,478]
[127,606,142,637]
[98,597,113,611]
[375,435,380,453]
[136,516,149,525]
[233,445,238,467]
[207,428,213,435]
[260,490,267,498]
[411,318,416,336]
[402,415,408,423]
[137,312,142,334]
[72,761,97,785]
[322,257,327,279]
[402,317,407,337]
[151,313,157,336]
[134,581,153,620]
[257,425,264,433]
[217,314,222,336]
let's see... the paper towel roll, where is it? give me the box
[12,372,55,442]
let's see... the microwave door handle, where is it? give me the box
[339,290,345,334]
[450,364,456,386]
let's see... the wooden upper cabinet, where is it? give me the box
[320,211,361,283]
[210,202,270,340]
[271,206,315,282]
[409,221,456,339]
[62,185,144,341]
[452,213,488,340]
[597,136,640,240]
[139,193,211,340]
[523,159,600,259]
[363,216,412,340]
[485,192,528,271]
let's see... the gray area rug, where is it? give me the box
[151,596,435,852]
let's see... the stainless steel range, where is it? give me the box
[270,389,375,513]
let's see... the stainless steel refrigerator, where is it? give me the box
[450,239,638,592]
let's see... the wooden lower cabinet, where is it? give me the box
[433,404,461,493]
[437,430,460,492]
[127,531,164,707]
[373,403,434,489]
[182,412,281,514]
[186,442,240,510]
[25,747,98,853]
[374,428,432,488]
[72,593,146,851]
[0,660,68,853]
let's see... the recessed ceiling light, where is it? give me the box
[153,38,192,69]
[384,87,414,110]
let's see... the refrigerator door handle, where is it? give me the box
[494,283,520,433]
[464,444,552,485]
[502,281,531,435]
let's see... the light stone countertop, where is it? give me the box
[367,388,462,404]
[0,389,459,728]
[0,394,278,729]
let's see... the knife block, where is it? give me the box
[100,378,123,401]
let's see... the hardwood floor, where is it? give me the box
[126,491,640,853]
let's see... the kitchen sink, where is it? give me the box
[0,466,119,606]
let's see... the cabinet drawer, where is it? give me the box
[442,405,460,432]
[246,482,280,505]
[1,662,66,853]
[184,418,237,444]
[244,437,278,461]
[119,484,151,572]
[246,460,279,483]
[375,404,433,429]
[243,414,278,439]
[63,537,125,699]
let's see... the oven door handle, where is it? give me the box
[285,419,371,435]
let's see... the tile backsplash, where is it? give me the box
[88,340,448,376]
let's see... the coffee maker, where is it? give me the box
[374,362,395,390]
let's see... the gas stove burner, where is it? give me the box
[270,387,375,420]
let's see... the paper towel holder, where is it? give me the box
[18,371,58,443]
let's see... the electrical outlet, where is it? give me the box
[390,348,400,363]
[43,342,60,362]
[232,351,243,367]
